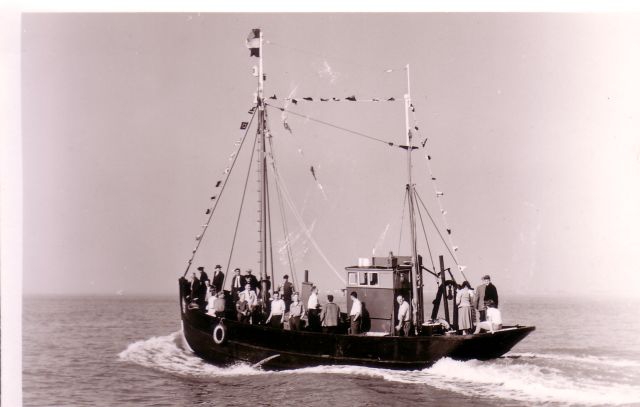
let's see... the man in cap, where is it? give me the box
[197,266,209,284]
[245,268,259,293]
[212,264,224,294]
[280,275,293,312]
[474,275,491,322]
[230,268,245,302]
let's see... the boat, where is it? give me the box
[178,28,535,370]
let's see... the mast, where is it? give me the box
[404,64,424,330]
[255,29,270,304]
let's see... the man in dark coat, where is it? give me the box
[245,268,259,292]
[211,264,225,294]
[483,275,499,308]
[230,268,245,301]
[197,266,209,284]
[281,275,293,312]
[190,272,201,303]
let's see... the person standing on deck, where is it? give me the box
[307,286,321,332]
[280,275,293,312]
[245,269,260,294]
[240,283,258,324]
[349,291,362,335]
[320,294,340,334]
[456,281,475,335]
[483,275,499,308]
[230,268,245,302]
[474,276,488,322]
[211,265,224,294]
[288,292,304,331]
[266,291,286,329]
[197,266,209,285]
[473,299,502,334]
[190,272,201,304]
[395,295,412,336]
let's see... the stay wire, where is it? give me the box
[412,188,437,279]
[183,106,258,278]
[265,103,398,147]
[397,188,409,256]
[224,129,260,286]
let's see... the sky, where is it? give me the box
[18,13,640,298]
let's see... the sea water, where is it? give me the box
[23,295,640,406]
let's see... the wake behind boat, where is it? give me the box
[178,28,534,370]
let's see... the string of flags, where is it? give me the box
[412,105,467,280]
[267,94,399,104]
[184,103,258,271]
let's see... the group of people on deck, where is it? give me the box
[456,274,502,335]
[182,265,368,334]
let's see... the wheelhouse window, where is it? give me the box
[348,272,357,285]
[358,272,368,285]
[368,272,379,286]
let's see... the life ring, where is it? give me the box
[212,323,227,345]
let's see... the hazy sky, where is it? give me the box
[21,13,640,298]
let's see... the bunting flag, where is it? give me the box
[248,106,256,114]
[346,95,356,101]
[215,181,221,187]
[269,94,277,100]
[240,122,248,130]
[447,229,452,235]
[310,166,317,181]
[283,121,292,133]
[205,209,211,215]
[303,97,313,101]
[246,29,261,57]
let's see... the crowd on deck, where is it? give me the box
[180,265,502,336]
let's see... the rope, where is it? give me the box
[272,165,346,284]
[412,187,438,280]
[265,103,398,147]
[182,106,258,277]
[268,134,299,291]
[223,129,260,287]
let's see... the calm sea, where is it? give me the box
[23,295,640,407]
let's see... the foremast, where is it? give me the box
[253,29,270,306]
[403,64,425,330]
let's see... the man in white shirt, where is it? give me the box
[266,291,286,329]
[240,283,258,324]
[307,286,320,332]
[395,295,411,336]
[473,299,502,334]
[349,291,362,335]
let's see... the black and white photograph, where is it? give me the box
[3,8,640,407]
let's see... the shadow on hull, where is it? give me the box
[181,307,535,371]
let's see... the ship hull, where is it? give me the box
[180,303,535,370]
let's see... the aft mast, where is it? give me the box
[404,64,425,330]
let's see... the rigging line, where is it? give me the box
[397,188,409,256]
[223,128,260,287]
[268,138,298,290]
[272,166,346,284]
[268,40,405,76]
[265,160,277,289]
[414,189,469,283]
[265,103,396,147]
[183,105,258,277]
[412,187,438,279]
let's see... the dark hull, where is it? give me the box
[180,306,535,370]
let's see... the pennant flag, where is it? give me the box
[196,234,202,241]
[210,196,216,200]
[421,139,427,147]
[205,208,211,215]
[458,265,467,272]
[248,107,256,114]
[427,155,432,160]
[310,166,317,181]
[387,97,395,101]
[303,97,313,101]
[447,229,452,235]
[410,104,415,112]
[240,122,248,130]
[333,97,341,101]
[346,95,357,101]
[414,126,419,130]
[283,121,292,133]
[320,98,329,102]
[453,246,458,251]
[431,177,436,180]
[269,94,277,100]
[436,191,444,197]
[372,98,379,102]
[246,29,261,57]
[291,99,298,105]
[215,181,222,187]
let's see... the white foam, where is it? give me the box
[118,332,640,405]
[508,351,640,368]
